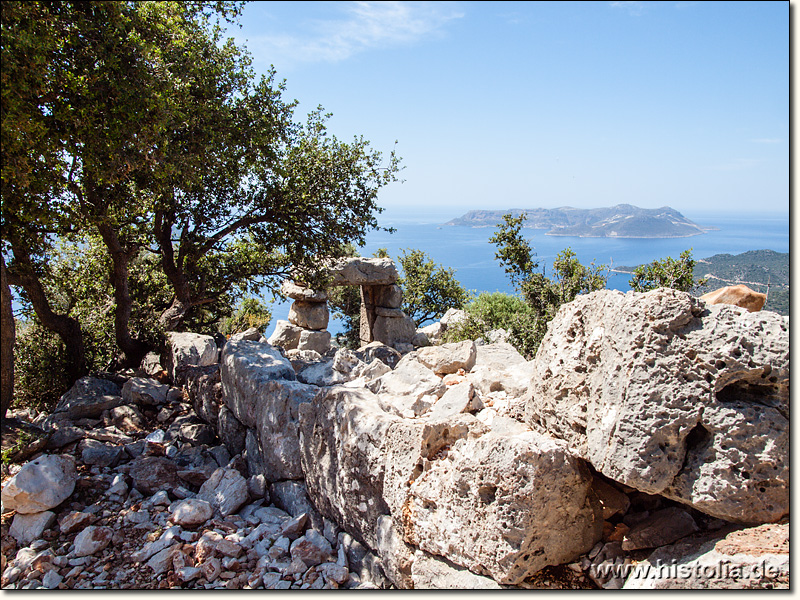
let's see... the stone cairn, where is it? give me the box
[268,258,417,353]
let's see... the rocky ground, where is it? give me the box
[0,286,791,590]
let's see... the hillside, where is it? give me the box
[618,249,789,315]
[444,204,707,238]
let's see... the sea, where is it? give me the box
[267,208,790,336]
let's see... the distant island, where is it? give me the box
[444,204,710,238]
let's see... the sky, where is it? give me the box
[223,1,788,217]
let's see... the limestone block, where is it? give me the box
[525,288,789,525]
[266,320,303,350]
[297,329,332,355]
[1,454,77,514]
[288,300,329,330]
[327,257,399,286]
[415,340,477,375]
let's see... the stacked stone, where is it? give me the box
[326,258,416,349]
[267,282,332,355]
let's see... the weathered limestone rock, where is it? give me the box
[372,284,403,309]
[288,300,330,330]
[128,456,180,496]
[525,288,789,525]
[297,329,332,354]
[388,416,603,585]
[298,386,401,549]
[166,332,219,384]
[359,342,402,369]
[79,438,125,467]
[417,322,443,345]
[1,454,77,514]
[229,327,264,342]
[122,377,169,406]
[52,376,123,420]
[217,405,246,457]
[73,526,113,557]
[700,284,767,313]
[199,467,249,516]
[415,340,477,375]
[326,257,399,286]
[9,511,56,545]
[372,313,416,348]
[281,280,328,302]
[171,498,214,528]
[266,320,303,350]
[221,339,320,481]
[375,515,415,589]
[368,358,446,402]
[185,364,222,426]
[466,342,534,398]
[440,308,468,329]
[110,405,146,433]
[623,523,789,589]
[411,550,503,590]
[425,381,483,421]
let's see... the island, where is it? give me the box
[444,204,708,238]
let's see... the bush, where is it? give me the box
[398,249,469,327]
[218,298,273,336]
[12,321,71,414]
[629,249,707,293]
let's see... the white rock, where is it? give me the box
[9,511,56,545]
[198,468,249,516]
[170,498,213,528]
[73,526,113,557]
[415,340,477,375]
[1,454,78,514]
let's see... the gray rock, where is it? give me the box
[360,358,392,382]
[368,358,446,402]
[326,257,399,286]
[440,308,468,329]
[229,327,264,342]
[426,381,482,421]
[122,377,169,406]
[466,342,534,398]
[269,480,324,532]
[51,376,123,420]
[185,364,222,426]
[109,404,146,433]
[221,340,320,481]
[178,422,217,446]
[198,467,249,516]
[9,511,56,545]
[297,329,332,354]
[45,425,86,450]
[1,454,78,514]
[166,332,219,380]
[525,288,789,525]
[266,320,304,350]
[80,438,125,467]
[170,498,213,528]
[415,340,477,375]
[290,529,334,567]
[288,300,330,330]
[359,342,402,369]
[417,322,444,344]
[372,314,416,347]
[375,515,415,589]
[139,352,164,378]
[73,526,113,557]
[281,280,329,302]
[411,550,503,589]
[216,406,246,457]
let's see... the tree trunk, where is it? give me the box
[1,255,15,419]
[95,221,150,368]
[7,239,87,385]
[155,209,194,331]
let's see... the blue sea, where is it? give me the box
[267,208,790,336]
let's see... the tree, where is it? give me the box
[628,249,707,293]
[480,214,608,358]
[3,1,400,378]
[397,249,469,327]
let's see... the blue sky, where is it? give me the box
[224,1,788,217]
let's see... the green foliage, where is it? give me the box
[488,214,539,287]
[12,322,71,414]
[628,249,706,293]
[218,297,273,336]
[397,249,469,327]
[477,215,609,359]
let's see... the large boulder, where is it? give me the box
[326,257,399,286]
[166,332,219,384]
[281,280,328,302]
[414,340,477,375]
[525,288,789,525]
[466,342,535,399]
[384,416,602,585]
[266,320,303,350]
[288,300,330,330]
[1,454,78,514]
[51,376,123,420]
[122,377,169,406]
[700,284,767,313]
[299,386,603,586]
[221,339,320,481]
